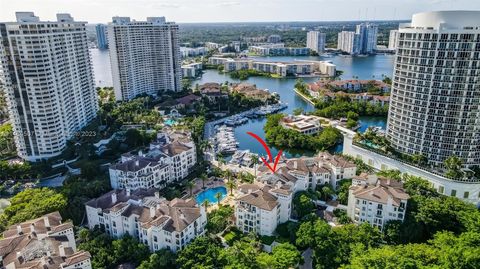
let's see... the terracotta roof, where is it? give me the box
[62,251,91,267]
[161,141,192,156]
[85,189,157,210]
[110,156,161,173]
[351,178,410,206]
[176,94,201,105]
[88,189,201,233]
[236,187,279,211]
[3,212,63,238]
[0,212,91,269]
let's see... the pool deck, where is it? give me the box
[184,177,237,212]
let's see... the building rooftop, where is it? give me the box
[87,189,201,233]
[236,186,279,211]
[350,176,410,206]
[0,212,90,269]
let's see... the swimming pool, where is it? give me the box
[164,119,177,126]
[196,186,227,204]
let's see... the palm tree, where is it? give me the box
[202,200,210,211]
[226,179,236,196]
[215,192,222,206]
[186,180,195,197]
[251,154,259,178]
[200,173,208,189]
[322,185,334,201]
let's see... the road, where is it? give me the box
[300,248,313,269]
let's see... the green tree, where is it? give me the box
[226,179,236,196]
[215,191,222,206]
[267,243,303,269]
[293,191,315,218]
[444,155,464,179]
[186,180,195,197]
[137,249,177,269]
[176,236,224,269]
[1,188,67,231]
[206,205,234,234]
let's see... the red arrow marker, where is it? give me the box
[247,132,282,173]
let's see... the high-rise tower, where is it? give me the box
[0,12,98,161]
[108,16,181,101]
[386,11,480,168]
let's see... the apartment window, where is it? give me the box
[463,192,469,199]
[451,189,457,197]
[438,186,444,194]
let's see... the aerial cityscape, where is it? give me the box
[0,1,479,269]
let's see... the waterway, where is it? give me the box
[90,50,393,157]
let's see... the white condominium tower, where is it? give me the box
[0,12,98,161]
[337,31,360,55]
[356,22,378,54]
[388,30,399,50]
[108,16,181,101]
[387,11,480,169]
[307,31,326,53]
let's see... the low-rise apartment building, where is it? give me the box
[280,115,323,135]
[258,152,357,191]
[249,44,310,56]
[109,129,196,190]
[85,188,207,252]
[347,174,409,230]
[0,212,91,269]
[235,183,292,236]
[181,63,202,78]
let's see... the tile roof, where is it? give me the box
[351,178,410,206]
[236,186,279,211]
[0,212,90,269]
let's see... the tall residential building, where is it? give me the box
[356,22,378,54]
[386,11,480,169]
[388,30,399,50]
[267,34,282,43]
[306,31,326,53]
[108,16,181,101]
[95,23,108,49]
[337,31,360,55]
[0,12,98,161]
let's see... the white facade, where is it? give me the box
[181,63,202,78]
[347,175,409,230]
[307,31,326,53]
[337,31,360,55]
[280,115,322,135]
[0,12,98,161]
[109,130,197,190]
[343,134,480,205]
[356,22,378,54]
[386,11,480,168]
[108,16,181,101]
[85,189,207,253]
[388,30,399,50]
[235,184,292,236]
[257,152,357,191]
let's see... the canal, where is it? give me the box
[90,50,393,157]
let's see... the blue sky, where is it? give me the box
[1,0,480,23]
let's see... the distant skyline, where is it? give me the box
[1,0,480,23]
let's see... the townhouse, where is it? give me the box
[85,188,207,252]
[0,212,91,269]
